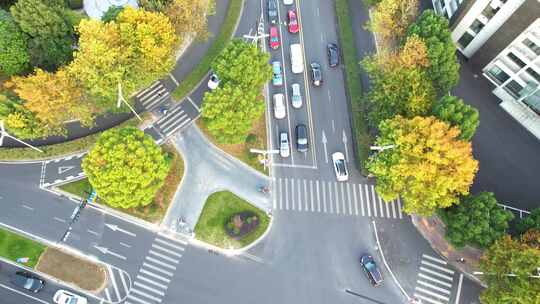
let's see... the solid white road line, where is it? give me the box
[347,183,352,215]
[415,286,450,301]
[413,293,444,304]
[21,204,34,211]
[149,250,180,264]
[322,182,327,213]
[134,281,165,296]
[119,269,129,294]
[418,273,452,288]
[455,274,464,304]
[303,179,308,211]
[364,184,371,217]
[128,291,159,304]
[310,180,314,212]
[316,180,321,212]
[154,238,185,252]
[152,243,184,257]
[53,217,66,223]
[359,184,365,216]
[136,275,168,290]
[391,200,397,218]
[334,182,339,214]
[120,242,131,248]
[145,256,176,270]
[419,267,454,281]
[422,254,448,265]
[370,185,377,217]
[421,260,455,275]
[139,269,171,283]
[143,262,174,277]
[0,283,49,304]
[398,197,404,218]
[279,178,283,210]
[157,232,188,246]
[285,178,289,210]
[417,280,451,294]
[108,266,122,301]
[378,194,385,218]
[384,197,390,218]
[104,287,111,301]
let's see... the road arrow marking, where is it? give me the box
[94,245,126,260]
[342,130,349,161]
[322,131,328,163]
[58,166,74,174]
[105,224,136,237]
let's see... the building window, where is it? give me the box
[526,68,540,83]
[470,19,485,34]
[458,32,475,49]
[523,90,540,114]
[481,5,499,20]
[486,66,510,84]
[522,38,540,56]
[504,80,524,99]
[507,52,526,69]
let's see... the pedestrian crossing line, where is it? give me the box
[353,184,359,216]
[378,193,385,218]
[418,273,452,288]
[384,198,390,219]
[316,180,321,212]
[360,184,366,216]
[347,183,353,215]
[134,281,166,297]
[136,275,168,290]
[303,180,308,212]
[370,185,377,217]
[119,267,129,293]
[340,182,346,215]
[156,106,183,125]
[163,118,192,136]
[334,182,339,214]
[148,250,179,264]
[279,178,283,210]
[310,180,314,212]
[422,254,447,265]
[156,232,188,246]
[142,262,174,277]
[136,81,159,98]
[415,287,449,301]
[417,280,451,294]
[300,179,305,211]
[285,178,289,210]
[139,269,171,283]
[107,266,122,302]
[291,178,295,210]
[131,288,163,302]
[419,267,454,281]
[127,293,153,304]
[413,293,444,304]
[104,288,111,302]
[154,238,185,252]
[273,178,277,210]
[322,182,327,213]
[397,197,403,218]
[391,198,397,218]
[152,243,184,257]
[421,261,455,275]
[160,114,188,134]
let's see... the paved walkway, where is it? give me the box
[162,124,271,234]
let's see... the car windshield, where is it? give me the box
[298,138,307,144]
[365,261,376,271]
[23,278,33,289]
[271,37,278,42]
[336,160,346,175]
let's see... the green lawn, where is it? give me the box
[335,0,372,175]
[171,0,243,100]
[0,228,46,269]
[195,191,270,249]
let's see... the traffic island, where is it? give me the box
[194,191,270,249]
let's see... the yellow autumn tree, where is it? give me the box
[165,0,208,39]
[369,0,419,47]
[367,116,479,216]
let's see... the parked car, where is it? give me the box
[291,83,302,108]
[207,73,220,90]
[283,0,293,5]
[327,43,339,67]
[287,10,299,33]
[332,152,348,181]
[279,132,290,158]
[268,0,278,24]
[53,290,88,304]
[360,255,383,287]
[310,62,322,86]
[10,271,45,293]
[295,124,309,152]
[269,26,280,49]
[272,61,283,86]
[273,93,286,119]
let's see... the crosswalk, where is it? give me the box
[102,266,130,303]
[125,233,188,304]
[153,104,193,137]
[272,178,405,219]
[135,81,170,111]
[413,254,456,304]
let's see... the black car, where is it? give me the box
[268,0,278,24]
[10,271,45,293]
[327,43,339,67]
[310,62,322,86]
[295,124,309,152]
[360,255,383,286]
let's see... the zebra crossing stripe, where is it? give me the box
[418,273,452,288]
[334,182,340,214]
[398,197,403,218]
[414,286,450,301]
[384,198,390,218]
[365,184,371,217]
[417,280,451,294]
[285,178,289,210]
[347,183,352,215]
[378,193,385,218]
[421,260,455,275]
[292,179,296,210]
[353,184,359,216]
[391,199,397,218]
[272,178,277,209]
[370,185,377,217]
[279,178,283,210]
[340,183,346,215]
[136,275,168,290]
[303,179,307,211]
[131,288,163,302]
[316,180,321,212]
[310,180,314,212]
[322,182,327,213]
[413,293,444,304]
[358,184,365,216]
[422,254,447,265]
[134,282,166,296]
[419,267,453,281]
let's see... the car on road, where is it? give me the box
[207,73,220,90]
[53,290,87,304]
[290,44,304,74]
[269,26,280,49]
[360,255,383,287]
[272,61,283,86]
[273,93,286,119]
[295,124,308,152]
[268,0,278,24]
[327,43,339,67]
[279,132,290,158]
[283,0,293,5]
[332,152,348,181]
[310,62,322,86]
[291,83,302,108]
[10,271,45,293]
[287,10,299,33]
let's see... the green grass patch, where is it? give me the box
[0,228,46,269]
[171,0,243,100]
[195,191,270,249]
[335,0,372,175]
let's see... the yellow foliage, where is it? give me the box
[370,0,419,46]
[165,0,208,38]
[6,112,27,129]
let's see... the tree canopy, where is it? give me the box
[0,9,29,75]
[101,5,123,23]
[367,116,478,216]
[165,0,208,38]
[369,0,418,46]
[517,208,540,235]
[0,92,50,139]
[440,192,513,248]
[82,127,170,209]
[432,95,479,140]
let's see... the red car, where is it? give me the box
[269,26,280,49]
[288,10,299,33]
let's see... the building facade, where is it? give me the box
[432,0,540,139]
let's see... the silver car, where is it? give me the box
[279,132,290,158]
[291,83,302,108]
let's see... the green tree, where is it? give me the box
[479,233,540,304]
[138,0,171,12]
[368,0,418,46]
[407,10,460,94]
[516,208,540,235]
[202,39,271,143]
[101,5,123,23]
[0,92,51,139]
[440,192,513,248]
[432,95,479,140]
[0,9,29,75]
[367,116,478,216]
[82,127,170,209]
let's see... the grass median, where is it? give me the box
[335,0,372,175]
[0,228,45,269]
[172,0,243,100]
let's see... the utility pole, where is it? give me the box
[117,82,143,121]
[0,120,43,152]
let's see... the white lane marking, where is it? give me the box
[271,163,317,169]
[134,281,165,296]
[87,229,99,236]
[378,193,385,218]
[421,261,455,275]
[169,73,179,86]
[279,178,283,210]
[455,274,464,304]
[119,269,129,295]
[370,185,377,217]
[332,120,335,132]
[418,273,452,288]
[303,179,308,211]
[120,242,131,248]
[157,232,188,246]
[131,288,162,302]
[334,182,339,214]
[316,7,320,16]
[291,178,296,211]
[310,180,314,212]
[384,197,390,218]
[104,288,111,301]
[316,180,321,212]
[53,217,66,223]
[417,280,451,294]
[298,179,303,211]
[136,275,168,289]
[0,283,49,303]
[148,250,179,264]
[127,292,156,304]
[108,265,122,302]
[347,183,352,215]
[414,286,450,301]
[186,96,201,113]
[359,184,365,216]
[21,204,34,211]
[285,178,289,210]
[327,182,333,213]
[352,183,358,216]
[413,293,444,304]
[422,254,448,265]
[273,178,277,209]
[152,243,184,257]
[145,256,176,270]
[341,182,346,214]
[364,185,370,217]
[142,262,174,277]
[391,200,397,218]
[419,267,454,281]
[397,197,404,218]
[154,238,185,252]
[322,182,327,213]
[139,269,171,283]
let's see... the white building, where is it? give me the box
[84,0,138,20]
[432,0,540,139]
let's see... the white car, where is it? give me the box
[291,83,302,108]
[273,93,286,119]
[53,290,87,304]
[207,73,220,90]
[279,132,290,158]
[283,0,293,4]
[332,152,348,181]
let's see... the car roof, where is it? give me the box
[270,26,278,35]
[311,62,320,68]
[280,132,288,139]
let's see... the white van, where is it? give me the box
[290,44,304,74]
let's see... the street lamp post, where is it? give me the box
[117,82,143,121]
[0,120,43,153]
